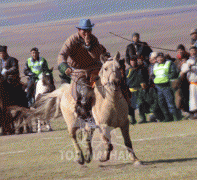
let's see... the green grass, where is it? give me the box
[0,118,197,180]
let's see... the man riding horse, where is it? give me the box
[0,45,28,134]
[58,19,131,120]
[24,47,52,107]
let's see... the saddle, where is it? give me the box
[71,69,99,120]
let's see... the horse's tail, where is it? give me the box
[33,84,66,120]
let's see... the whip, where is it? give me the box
[109,32,177,52]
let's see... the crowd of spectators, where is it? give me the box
[125,29,197,124]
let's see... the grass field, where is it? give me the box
[0,117,197,180]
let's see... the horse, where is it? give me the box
[35,68,55,100]
[0,74,29,135]
[33,68,56,133]
[32,52,141,165]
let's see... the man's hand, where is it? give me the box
[65,68,72,76]
[28,72,36,77]
[1,68,8,76]
[140,83,146,90]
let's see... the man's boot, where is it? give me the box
[129,107,137,125]
[173,110,183,121]
[138,105,147,124]
[138,113,147,124]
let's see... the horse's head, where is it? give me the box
[42,68,55,92]
[99,52,122,91]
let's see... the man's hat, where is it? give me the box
[0,45,7,52]
[156,52,164,58]
[177,44,185,51]
[132,32,140,37]
[149,52,158,59]
[30,47,39,52]
[190,28,197,35]
[76,19,94,30]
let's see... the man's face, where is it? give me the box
[157,56,165,64]
[130,59,137,67]
[132,35,139,43]
[191,33,197,40]
[177,49,185,57]
[149,57,157,64]
[31,50,39,60]
[78,28,92,40]
[190,48,197,57]
[0,51,7,59]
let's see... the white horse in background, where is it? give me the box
[34,69,55,133]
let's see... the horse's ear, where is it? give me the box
[100,54,108,64]
[114,51,120,62]
[49,67,53,73]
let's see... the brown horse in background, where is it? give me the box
[32,52,141,165]
[0,74,29,135]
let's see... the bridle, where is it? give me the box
[101,58,121,91]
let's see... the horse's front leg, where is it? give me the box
[70,127,85,165]
[120,123,142,166]
[37,118,42,133]
[99,125,113,162]
[84,127,95,163]
[46,119,53,131]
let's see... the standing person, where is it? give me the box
[126,56,147,124]
[24,47,51,107]
[174,44,190,114]
[175,44,190,71]
[137,55,149,84]
[153,52,180,122]
[147,52,161,122]
[190,28,197,47]
[180,46,197,119]
[125,32,152,66]
[148,52,158,85]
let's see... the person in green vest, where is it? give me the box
[152,52,181,122]
[24,47,51,107]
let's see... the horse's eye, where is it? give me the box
[104,67,108,71]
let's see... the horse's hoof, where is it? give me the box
[26,126,32,133]
[84,152,93,163]
[99,153,110,162]
[133,160,142,166]
[99,157,109,162]
[76,158,85,165]
[76,152,85,165]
